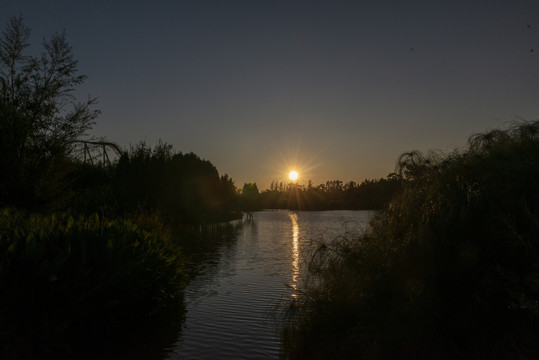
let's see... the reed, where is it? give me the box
[280,120,539,359]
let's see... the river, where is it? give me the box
[166,210,374,359]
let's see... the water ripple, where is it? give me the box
[168,210,373,359]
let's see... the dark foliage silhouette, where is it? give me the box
[281,121,539,359]
[110,142,240,224]
[0,16,241,359]
[0,210,185,358]
[240,182,260,211]
[0,16,99,209]
[249,176,402,211]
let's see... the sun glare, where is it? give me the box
[289,171,299,181]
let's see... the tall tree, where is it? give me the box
[0,16,99,206]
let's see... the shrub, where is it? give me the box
[0,209,185,358]
[281,121,539,359]
[112,142,240,224]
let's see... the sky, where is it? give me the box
[1,0,539,189]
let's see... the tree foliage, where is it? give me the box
[250,176,402,211]
[281,120,539,359]
[0,16,99,207]
[0,209,184,358]
[241,183,260,211]
[70,141,240,224]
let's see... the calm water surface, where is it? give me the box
[167,210,374,359]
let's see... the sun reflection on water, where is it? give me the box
[288,212,300,297]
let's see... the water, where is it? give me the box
[167,210,374,359]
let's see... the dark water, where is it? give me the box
[166,210,374,360]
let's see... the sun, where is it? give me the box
[289,171,299,181]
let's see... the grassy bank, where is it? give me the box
[0,209,185,358]
[281,121,539,359]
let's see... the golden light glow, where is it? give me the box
[289,212,300,296]
[289,171,298,181]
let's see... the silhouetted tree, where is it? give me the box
[111,142,240,223]
[241,182,260,210]
[0,15,99,207]
[257,176,402,211]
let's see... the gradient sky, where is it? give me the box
[2,0,539,189]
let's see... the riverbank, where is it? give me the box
[280,121,539,359]
[0,210,185,358]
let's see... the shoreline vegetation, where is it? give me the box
[0,210,185,359]
[280,121,539,359]
[0,16,243,358]
[241,176,402,212]
[2,15,539,359]
[0,15,390,358]
[0,16,244,355]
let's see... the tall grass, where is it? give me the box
[280,121,539,359]
[0,209,185,358]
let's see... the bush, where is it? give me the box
[112,142,240,224]
[281,121,539,359]
[0,209,185,358]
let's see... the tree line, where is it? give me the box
[240,176,403,211]
[0,16,238,357]
[0,15,240,224]
[71,142,240,224]
[0,14,398,219]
